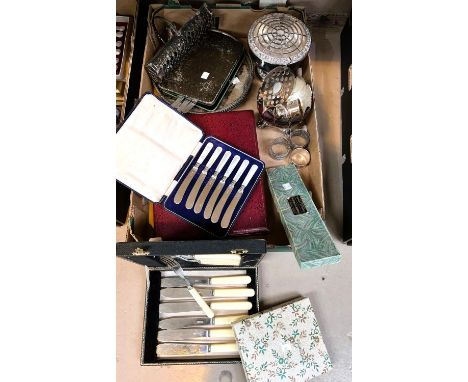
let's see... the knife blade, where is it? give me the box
[185,146,223,209]
[158,314,248,330]
[160,287,255,301]
[203,155,240,219]
[173,142,214,205]
[159,301,252,318]
[160,275,251,288]
[220,164,259,229]
[156,343,239,359]
[157,328,235,343]
[193,150,232,214]
[210,159,250,224]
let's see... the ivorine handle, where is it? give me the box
[215,151,232,172]
[213,314,248,325]
[241,164,259,187]
[206,146,223,168]
[233,159,250,182]
[208,328,235,338]
[210,275,251,286]
[210,343,239,353]
[210,301,252,311]
[224,155,241,178]
[213,288,255,298]
[188,287,214,318]
[197,142,214,164]
[194,254,241,266]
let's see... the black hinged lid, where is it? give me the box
[116,239,266,268]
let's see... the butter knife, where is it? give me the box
[159,314,247,330]
[220,164,259,229]
[158,328,236,343]
[185,146,223,209]
[160,287,255,301]
[210,159,250,224]
[160,275,251,288]
[159,301,252,318]
[173,142,214,205]
[203,155,240,219]
[193,150,232,214]
[156,343,238,359]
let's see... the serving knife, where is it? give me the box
[210,159,250,224]
[193,150,232,214]
[173,142,214,205]
[161,275,251,288]
[157,328,236,343]
[156,343,239,359]
[159,301,252,318]
[220,164,259,228]
[203,155,240,219]
[160,287,255,301]
[159,256,214,318]
[185,146,223,209]
[159,314,247,330]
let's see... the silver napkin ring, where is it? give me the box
[268,136,291,160]
[290,147,311,167]
[290,128,310,149]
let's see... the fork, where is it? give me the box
[159,256,214,318]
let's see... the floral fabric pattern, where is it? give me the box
[232,298,332,382]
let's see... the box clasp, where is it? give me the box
[230,248,248,254]
[132,247,150,256]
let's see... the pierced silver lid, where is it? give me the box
[248,13,311,66]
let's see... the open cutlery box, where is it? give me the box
[117,239,266,365]
[117,93,264,237]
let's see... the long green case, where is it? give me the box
[267,164,341,269]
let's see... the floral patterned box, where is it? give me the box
[232,297,332,382]
[267,164,341,269]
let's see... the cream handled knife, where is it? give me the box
[211,159,250,224]
[185,146,223,209]
[160,275,251,288]
[159,314,248,330]
[159,301,252,318]
[203,155,240,219]
[193,150,232,214]
[160,287,255,301]
[158,328,236,343]
[173,142,214,204]
[157,343,239,359]
[220,164,259,229]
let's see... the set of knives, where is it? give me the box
[157,270,254,359]
[173,142,259,229]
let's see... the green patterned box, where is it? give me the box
[232,297,332,382]
[267,164,341,269]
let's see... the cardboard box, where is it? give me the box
[121,4,325,251]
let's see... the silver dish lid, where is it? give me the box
[248,13,311,66]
